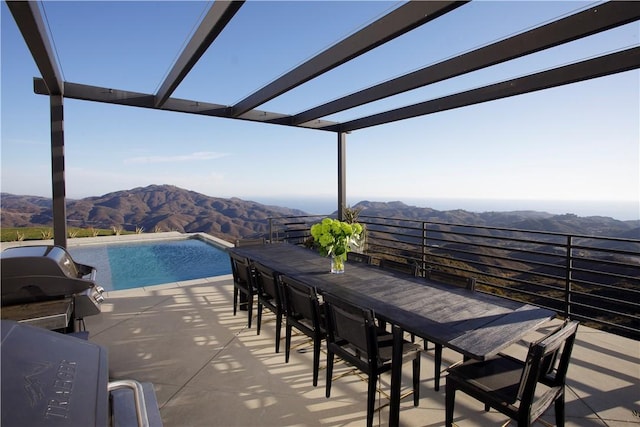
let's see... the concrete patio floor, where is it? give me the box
[84,276,640,426]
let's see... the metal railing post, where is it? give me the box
[422,221,428,277]
[564,235,573,319]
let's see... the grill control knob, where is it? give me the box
[94,293,105,304]
[95,285,105,294]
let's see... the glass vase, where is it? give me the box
[331,254,345,274]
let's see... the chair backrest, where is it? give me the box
[379,258,418,277]
[323,292,378,365]
[235,238,265,247]
[280,275,322,328]
[228,251,253,287]
[426,269,475,291]
[347,252,372,264]
[253,261,282,303]
[517,320,579,407]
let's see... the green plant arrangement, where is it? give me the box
[343,206,362,224]
[310,218,364,274]
[343,206,367,253]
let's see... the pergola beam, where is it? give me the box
[6,1,68,247]
[291,1,640,126]
[34,80,339,131]
[7,0,639,254]
[324,47,640,132]
[6,1,63,95]
[154,1,244,108]
[230,0,467,117]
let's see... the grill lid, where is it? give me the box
[1,320,110,426]
[2,246,82,278]
[1,245,99,306]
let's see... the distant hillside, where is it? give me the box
[351,200,640,239]
[1,185,306,242]
[1,185,638,242]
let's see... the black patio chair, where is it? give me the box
[234,238,266,247]
[280,275,326,386]
[424,269,477,391]
[323,292,422,427]
[253,261,285,353]
[379,258,419,277]
[445,319,579,427]
[426,269,476,291]
[228,251,257,328]
[347,251,372,264]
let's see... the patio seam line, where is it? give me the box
[88,294,177,339]
[158,324,251,411]
[565,383,610,425]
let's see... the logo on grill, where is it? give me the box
[22,359,78,419]
[24,361,52,407]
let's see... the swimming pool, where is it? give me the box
[67,238,231,291]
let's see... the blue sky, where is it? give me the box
[1,1,639,219]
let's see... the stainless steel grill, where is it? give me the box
[1,245,105,331]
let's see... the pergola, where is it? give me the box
[6,0,640,248]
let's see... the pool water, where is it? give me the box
[68,239,231,291]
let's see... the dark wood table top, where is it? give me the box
[229,243,555,360]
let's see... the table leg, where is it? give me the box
[389,325,402,427]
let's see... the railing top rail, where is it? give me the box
[358,214,640,244]
[270,214,333,222]
[268,214,640,245]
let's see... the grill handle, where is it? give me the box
[108,379,150,427]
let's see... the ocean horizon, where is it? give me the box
[252,196,639,222]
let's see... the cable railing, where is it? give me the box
[268,214,640,340]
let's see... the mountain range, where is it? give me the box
[1,184,638,242]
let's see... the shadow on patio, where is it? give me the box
[85,276,640,426]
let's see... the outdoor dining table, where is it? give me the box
[229,242,555,427]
